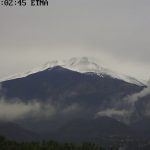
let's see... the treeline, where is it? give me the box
[0,136,110,150]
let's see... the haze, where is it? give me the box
[0,0,150,81]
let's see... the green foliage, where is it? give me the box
[0,136,107,150]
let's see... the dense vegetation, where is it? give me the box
[0,136,110,150]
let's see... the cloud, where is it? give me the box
[96,109,129,118]
[125,81,150,104]
[0,1,150,80]
[96,108,132,123]
[62,103,81,114]
[0,98,56,121]
[0,97,82,122]
[96,82,150,123]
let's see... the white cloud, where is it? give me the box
[62,103,81,114]
[0,99,56,121]
[125,81,150,104]
[0,1,150,80]
[97,109,129,118]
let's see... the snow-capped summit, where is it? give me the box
[40,57,101,72]
[0,57,145,86]
[62,57,101,72]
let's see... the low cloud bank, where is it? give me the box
[96,108,131,123]
[96,81,150,123]
[125,81,150,104]
[0,97,82,122]
[97,109,129,117]
[0,81,150,123]
[0,98,56,121]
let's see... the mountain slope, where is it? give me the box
[52,116,136,142]
[0,122,39,141]
[0,65,145,136]
[0,58,147,141]
[0,66,143,103]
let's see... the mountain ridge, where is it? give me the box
[0,57,145,86]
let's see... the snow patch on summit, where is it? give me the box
[0,57,145,86]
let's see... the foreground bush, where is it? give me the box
[0,136,107,150]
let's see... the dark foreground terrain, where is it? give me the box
[1,136,150,150]
[0,136,107,150]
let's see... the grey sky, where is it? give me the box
[0,0,150,81]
